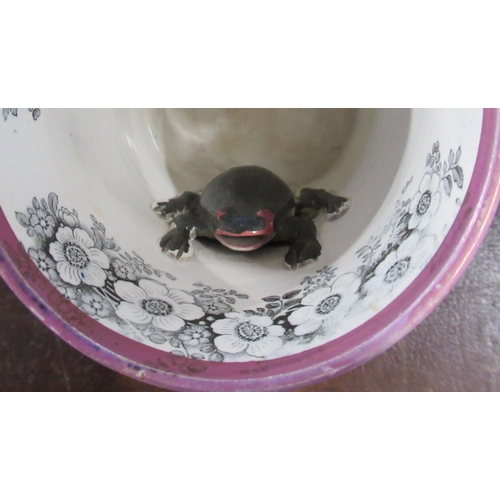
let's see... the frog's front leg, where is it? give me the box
[276,216,322,269]
[160,213,210,259]
[154,191,201,218]
[296,188,349,219]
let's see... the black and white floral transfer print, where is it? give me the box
[14,141,466,361]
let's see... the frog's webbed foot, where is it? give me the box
[159,213,209,259]
[154,192,201,218]
[285,237,322,269]
[160,227,193,259]
[276,216,322,269]
[296,188,350,219]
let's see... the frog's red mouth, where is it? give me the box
[214,209,274,252]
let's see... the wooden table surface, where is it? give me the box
[2,207,500,392]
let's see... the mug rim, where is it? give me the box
[1,108,500,391]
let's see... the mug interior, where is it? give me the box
[0,108,484,365]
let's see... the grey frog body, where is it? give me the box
[154,166,349,268]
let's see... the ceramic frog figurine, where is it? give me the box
[154,165,349,268]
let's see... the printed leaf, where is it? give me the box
[265,303,281,309]
[31,108,41,120]
[236,294,249,299]
[15,212,30,228]
[32,197,40,210]
[225,297,236,305]
[188,362,207,374]
[212,289,225,293]
[448,149,454,167]
[284,298,302,308]
[209,352,224,362]
[92,228,104,249]
[356,245,373,266]
[426,153,431,166]
[48,193,59,214]
[443,175,453,196]
[451,166,464,188]
[132,251,144,262]
[149,334,167,344]
[200,344,215,353]
[282,289,301,300]
[393,213,411,241]
[262,295,281,302]
[41,198,48,211]
[455,146,461,164]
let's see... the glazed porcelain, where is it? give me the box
[1,108,499,390]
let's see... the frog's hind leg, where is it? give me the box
[296,188,350,219]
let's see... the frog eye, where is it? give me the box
[216,210,225,221]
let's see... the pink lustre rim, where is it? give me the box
[1,109,500,391]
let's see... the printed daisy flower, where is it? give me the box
[28,248,58,282]
[49,227,110,287]
[114,279,204,332]
[112,258,138,281]
[288,273,361,336]
[212,313,285,357]
[408,173,441,230]
[81,291,113,318]
[363,233,436,298]
[29,208,56,238]
[178,324,212,347]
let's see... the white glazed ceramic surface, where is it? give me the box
[0,109,483,362]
